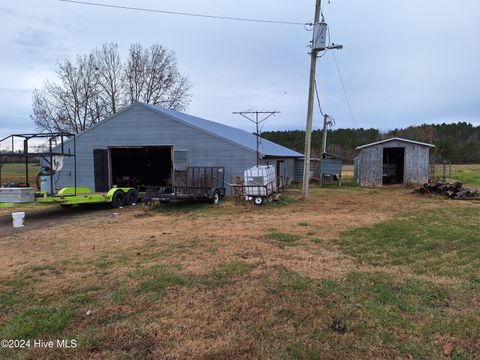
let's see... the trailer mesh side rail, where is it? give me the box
[144,167,225,201]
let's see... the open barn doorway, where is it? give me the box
[382,147,404,185]
[109,146,172,189]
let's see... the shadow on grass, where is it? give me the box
[153,201,213,213]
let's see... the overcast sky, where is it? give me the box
[1,0,479,139]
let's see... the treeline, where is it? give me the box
[262,122,480,163]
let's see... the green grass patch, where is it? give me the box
[0,307,73,339]
[270,195,297,207]
[201,261,251,287]
[0,291,21,315]
[110,288,129,305]
[336,208,480,280]
[256,271,477,359]
[129,264,193,296]
[297,222,309,227]
[129,261,251,295]
[276,271,310,291]
[311,238,323,244]
[268,231,301,247]
[451,165,480,186]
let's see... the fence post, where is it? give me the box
[442,160,447,182]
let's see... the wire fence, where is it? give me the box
[429,157,452,182]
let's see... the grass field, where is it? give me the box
[0,183,479,359]
[0,165,478,358]
[342,164,480,187]
[0,163,39,186]
[449,164,480,187]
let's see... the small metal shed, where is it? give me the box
[354,138,434,187]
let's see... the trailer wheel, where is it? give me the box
[211,191,220,205]
[111,190,125,208]
[125,189,138,206]
[254,197,263,206]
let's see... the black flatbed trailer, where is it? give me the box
[144,167,225,204]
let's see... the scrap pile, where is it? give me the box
[414,182,480,200]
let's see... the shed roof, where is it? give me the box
[142,103,303,158]
[355,137,435,150]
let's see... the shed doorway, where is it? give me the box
[109,146,172,189]
[383,147,404,185]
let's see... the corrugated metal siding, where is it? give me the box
[53,104,258,195]
[260,158,295,184]
[320,159,342,175]
[356,139,431,187]
[293,159,322,182]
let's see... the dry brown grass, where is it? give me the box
[0,187,461,279]
[0,187,479,359]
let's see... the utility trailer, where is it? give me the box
[0,133,138,209]
[144,167,225,204]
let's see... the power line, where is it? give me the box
[332,51,357,128]
[314,80,324,116]
[59,0,309,26]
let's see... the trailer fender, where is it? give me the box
[106,188,124,202]
[105,187,135,201]
[57,187,92,196]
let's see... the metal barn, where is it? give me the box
[51,102,302,195]
[354,138,434,187]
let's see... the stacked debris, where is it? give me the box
[414,182,480,200]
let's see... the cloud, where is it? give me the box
[10,27,70,65]
[0,88,35,138]
[0,0,479,135]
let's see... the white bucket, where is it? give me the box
[12,212,25,228]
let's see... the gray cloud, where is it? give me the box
[10,27,70,64]
[0,0,479,140]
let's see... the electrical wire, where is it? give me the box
[59,0,310,26]
[314,80,324,116]
[325,25,356,128]
[332,51,357,128]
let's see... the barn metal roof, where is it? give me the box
[355,137,435,150]
[144,103,303,158]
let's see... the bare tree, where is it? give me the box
[32,42,192,134]
[32,54,102,133]
[95,43,124,115]
[125,43,192,110]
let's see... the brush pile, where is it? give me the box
[414,181,480,200]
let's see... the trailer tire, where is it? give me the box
[125,189,138,206]
[254,196,263,206]
[211,191,220,205]
[111,190,125,208]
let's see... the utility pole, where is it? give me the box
[302,0,343,198]
[233,111,280,166]
[302,0,323,199]
[321,114,334,158]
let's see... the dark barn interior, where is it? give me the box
[110,147,172,188]
[383,147,405,185]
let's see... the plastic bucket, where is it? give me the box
[12,212,25,228]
